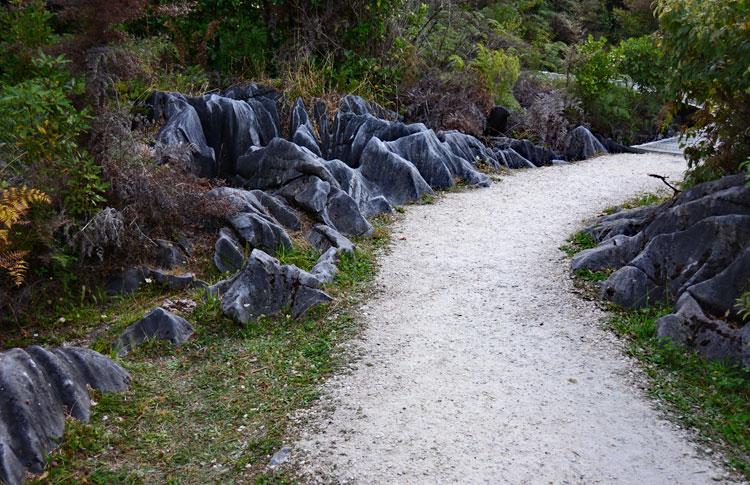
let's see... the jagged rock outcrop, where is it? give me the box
[115,307,194,356]
[310,247,341,284]
[438,130,501,170]
[0,347,129,485]
[218,249,332,323]
[573,174,750,366]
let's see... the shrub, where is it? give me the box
[656,0,750,180]
[471,44,521,110]
[0,54,106,217]
[0,0,57,83]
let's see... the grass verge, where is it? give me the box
[607,306,750,478]
[8,214,394,484]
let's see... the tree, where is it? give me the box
[656,0,750,181]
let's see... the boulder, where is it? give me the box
[220,249,332,323]
[510,139,558,167]
[307,224,355,254]
[154,239,188,269]
[485,106,510,136]
[214,227,245,274]
[576,175,750,366]
[228,212,293,253]
[105,268,206,296]
[601,215,750,308]
[310,247,340,284]
[115,307,195,356]
[493,148,535,169]
[235,138,338,190]
[0,346,129,485]
[565,126,607,161]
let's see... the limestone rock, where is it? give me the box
[0,347,129,485]
[115,307,194,356]
[220,249,332,323]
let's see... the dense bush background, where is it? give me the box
[0,0,748,316]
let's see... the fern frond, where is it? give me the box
[0,186,51,229]
[0,249,30,286]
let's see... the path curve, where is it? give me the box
[294,153,731,484]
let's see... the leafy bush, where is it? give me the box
[656,0,750,181]
[471,44,521,110]
[0,54,106,217]
[0,0,57,83]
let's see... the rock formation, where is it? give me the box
[0,347,129,485]
[572,174,750,366]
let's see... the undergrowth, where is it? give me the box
[12,214,394,483]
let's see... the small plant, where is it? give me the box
[560,230,597,256]
[0,186,51,285]
[471,44,521,110]
[735,292,750,323]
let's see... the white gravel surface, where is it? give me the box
[293,153,735,484]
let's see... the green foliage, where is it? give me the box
[736,292,750,323]
[656,0,750,178]
[571,34,668,143]
[560,230,597,257]
[0,54,105,217]
[0,0,57,83]
[471,44,521,110]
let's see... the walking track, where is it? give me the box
[294,153,733,484]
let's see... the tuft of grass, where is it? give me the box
[608,306,750,478]
[275,245,320,273]
[604,192,669,215]
[574,268,610,282]
[560,230,597,257]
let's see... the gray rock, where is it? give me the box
[0,346,129,485]
[657,293,750,367]
[154,239,188,269]
[310,247,340,284]
[565,126,608,161]
[438,130,500,169]
[229,212,293,253]
[385,130,490,188]
[322,188,373,237]
[277,175,331,213]
[214,227,245,274]
[601,265,663,308]
[307,224,355,254]
[493,148,535,169]
[235,138,338,190]
[105,268,206,296]
[571,233,644,272]
[115,307,194,356]
[221,249,332,323]
[510,139,558,167]
[268,446,292,469]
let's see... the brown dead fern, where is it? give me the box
[0,186,51,286]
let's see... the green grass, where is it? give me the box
[4,216,394,484]
[603,191,670,215]
[560,230,597,257]
[573,268,610,282]
[607,306,750,478]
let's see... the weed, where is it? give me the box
[560,230,597,257]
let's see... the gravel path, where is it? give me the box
[294,153,732,484]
